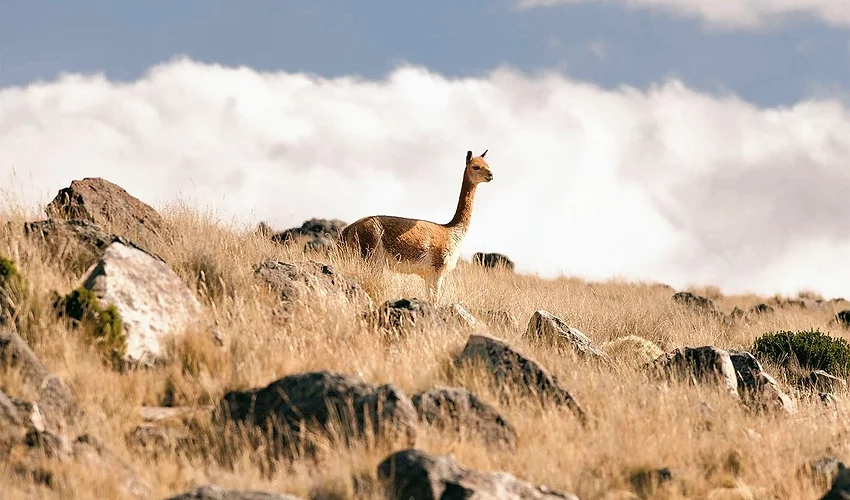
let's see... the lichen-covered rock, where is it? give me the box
[601,335,664,365]
[728,351,794,414]
[80,241,205,367]
[0,331,79,432]
[649,346,739,397]
[377,448,578,500]
[165,485,304,500]
[45,177,169,247]
[219,371,418,455]
[453,334,586,425]
[255,260,372,312]
[412,387,517,448]
[472,252,515,271]
[524,310,608,361]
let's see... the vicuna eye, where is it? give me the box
[472,166,480,170]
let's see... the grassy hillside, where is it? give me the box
[1,196,849,500]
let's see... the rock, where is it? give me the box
[128,422,193,455]
[649,346,738,397]
[377,448,578,500]
[439,303,479,330]
[0,391,28,446]
[254,260,372,312]
[453,334,586,425]
[749,303,774,315]
[272,218,347,243]
[728,351,795,414]
[601,335,664,365]
[0,331,79,432]
[219,370,418,455]
[45,177,169,247]
[165,485,303,500]
[731,304,774,321]
[22,218,159,275]
[835,310,850,328]
[806,456,844,489]
[820,392,839,407]
[820,460,850,500]
[629,467,674,497]
[672,291,715,311]
[479,309,520,331]
[369,298,445,334]
[800,370,847,393]
[72,434,153,500]
[472,252,515,271]
[524,310,608,361]
[79,241,205,366]
[412,387,517,448]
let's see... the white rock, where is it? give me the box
[81,242,203,366]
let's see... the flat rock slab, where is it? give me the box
[377,448,578,500]
[81,241,204,366]
[412,386,517,448]
[524,310,608,362]
[45,177,169,247]
[219,370,418,455]
[165,485,303,500]
[453,334,586,425]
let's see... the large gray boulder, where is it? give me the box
[377,449,578,500]
[219,371,418,456]
[80,241,205,366]
[453,334,586,425]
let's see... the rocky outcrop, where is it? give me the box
[671,292,731,323]
[524,310,608,362]
[219,371,418,455]
[412,387,517,448]
[165,484,303,500]
[271,218,347,254]
[728,351,794,414]
[45,177,169,247]
[377,448,578,500]
[0,331,79,432]
[255,260,372,313]
[80,241,205,366]
[649,346,739,396]
[472,252,515,271]
[453,334,586,425]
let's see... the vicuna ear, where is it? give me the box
[466,150,472,164]
[480,149,488,158]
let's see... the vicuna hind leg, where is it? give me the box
[425,273,445,304]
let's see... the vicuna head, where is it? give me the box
[465,150,493,184]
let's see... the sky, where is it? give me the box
[1,1,849,299]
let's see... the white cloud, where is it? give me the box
[517,0,850,30]
[2,57,850,299]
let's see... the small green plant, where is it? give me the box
[54,287,127,370]
[752,328,850,377]
[0,255,27,293]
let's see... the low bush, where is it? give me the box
[752,328,850,377]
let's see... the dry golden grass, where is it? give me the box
[1,196,850,500]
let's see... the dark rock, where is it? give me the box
[412,387,517,448]
[728,351,794,414]
[524,310,608,362]
[369,298,446,334]
[272,218,347,244]
[472,252,515,271]
[439,303,479,330]
[820,460,850,500]
[801,370,847,393]
[377,448,578,500]
[0,390,28,446]
[479,309,520,331]
[672,292,715,311]
[820,392,839,407]
[45,177,169,248]
[629,467,675,497]
[255,260,372,313]
[453,334,586,425]
[165,484,303,500]
[808,456,843,489]
[0,331,79,432]
[219,371,418,455]
[750,303,774,315]
[649,346,738,396]
[835,311,850,328]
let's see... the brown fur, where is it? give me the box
[340,150,493,301]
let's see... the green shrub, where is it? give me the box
[54,287,127,370]
[752,328,850,377]
[0,256,27,293]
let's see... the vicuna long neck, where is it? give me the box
[446,174,476,230]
